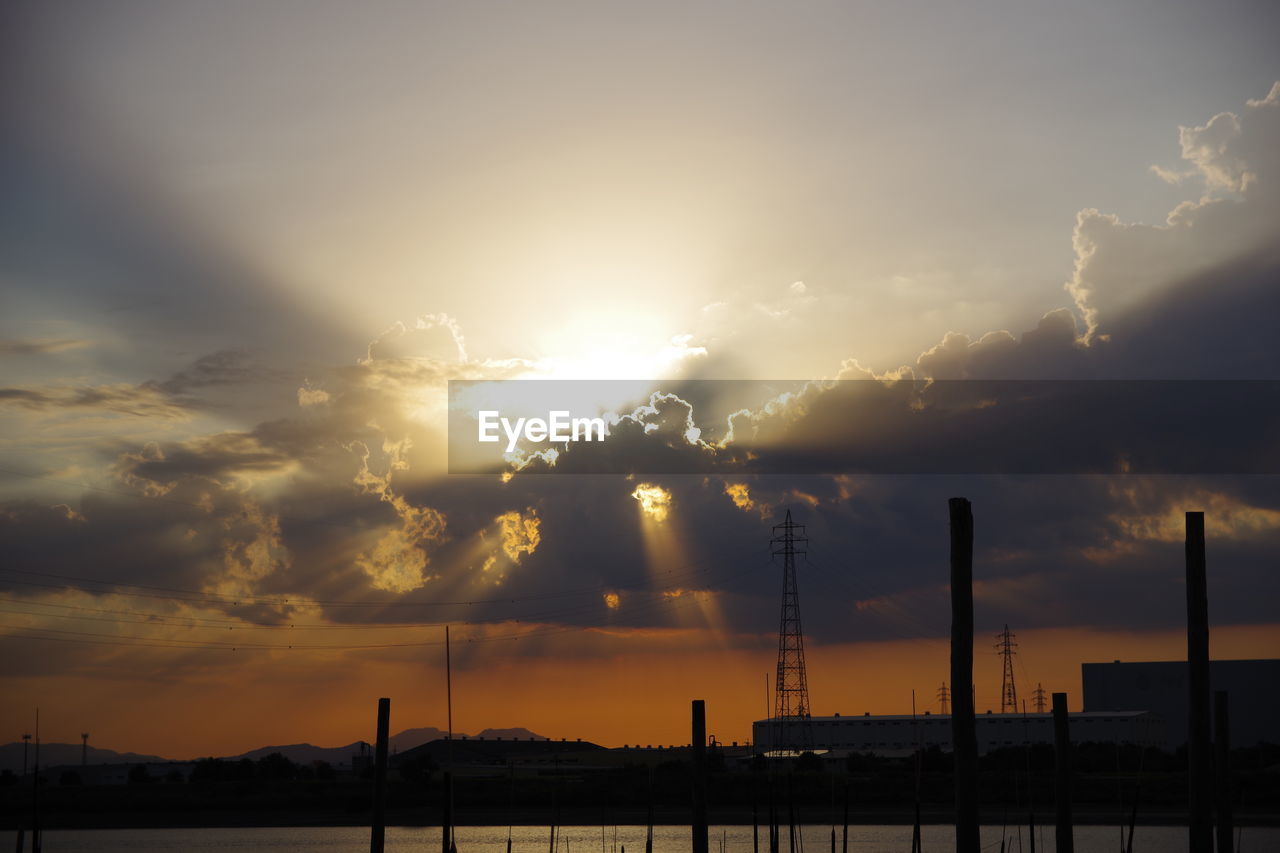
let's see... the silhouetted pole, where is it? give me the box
[1215,691,1233,853]
[787,774,797,853]
[949,497,979,853]
[841,784,848,853]
[1186,511,1212,853]
[692,700,709,853]
[371,697,390,853]
[1051,692,1072,853]
[31,710,40,853]
[444,772,454,853]
[445,624,456,853]
[769,775,779,853]
[646,767,654,853]
[749,796,757,853]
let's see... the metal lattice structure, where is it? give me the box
[996,624,1019,714]
[770,510,812,751]
[937,682,951,715]
[1032,682,1048,713]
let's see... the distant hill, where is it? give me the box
[389,727,448,752]
[0,726,548,773]
[475,727,543,741]
[224,741,369,766]
[0,742,169,774]
[389,727,545,751]
[220,727,547,766]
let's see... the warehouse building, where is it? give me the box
[1082,658,1280,748]
[753,709,1164,756]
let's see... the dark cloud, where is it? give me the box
[3,83,1280,674]
[0,338,89,356]
[151,350,282,396]
[0,382,192,419]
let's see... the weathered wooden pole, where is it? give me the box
[769,774,779,853]
[841,783,848,853]
[443,771,455,853]
[646,766,654,853]
[787,774,797,853]
[692,699,709,853]
[1051,692,1072,853]
[371,697,390,853]
[1186,511,1212,853]
[752,783,760,853]
[31,717,41,853]
[1214,690,1233,853]
[949,497,980,853]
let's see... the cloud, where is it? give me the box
[152,350,276,396]
[297,386,330,407]
[495,508,541,563]
[350,438,447,593]
[1068,82,1280,340]
[364,314,468,363]
[2,83,1279,682]
[631,483,673,522]
[724,482,755,511]
[0,338,90,356]
[0,383,193,419]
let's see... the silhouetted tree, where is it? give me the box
[795,751,824,774]
[128,764,153,785]
[398,753,438,785]
[256,752,298,780]
[59,770,82,786]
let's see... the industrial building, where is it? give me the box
[1082,658,1280,748]
[752,710,1165,756]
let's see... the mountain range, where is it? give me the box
[0,727,545,773]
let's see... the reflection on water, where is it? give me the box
[34,824,1268,853]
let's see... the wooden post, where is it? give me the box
[787,774,797,853]
[769,774,779,853]
[371,697,390,853]
[841,783,848,853]
[949,497,979,853]
[1186,511,1212,853]
[645,766,654,853]
[692,700,709,853]
[752,784,759,853]
[1051,692,1072,853]
[1215,691,1233,853]
[444,771,455,853]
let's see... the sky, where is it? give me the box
[2,0,1279,758]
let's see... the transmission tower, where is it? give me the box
[81,732,89,767]
[995,625,1018,713]
[1032,683,1048,713]
[937,682,951,715]
[770,509,812,751]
